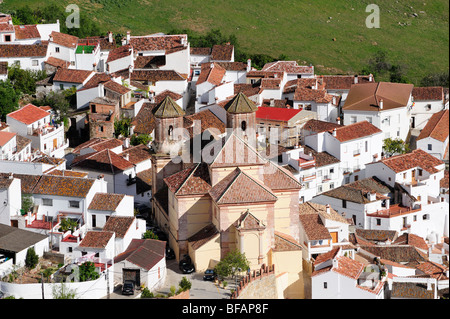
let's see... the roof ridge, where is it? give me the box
[175,163,199,194]
[216,168,242,203]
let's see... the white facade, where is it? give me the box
[0,177,21,226]
[416,136,449,161]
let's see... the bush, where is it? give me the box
[25,247,39,269]
[179,276,192,292]
[140,287,154,298]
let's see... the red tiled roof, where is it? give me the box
[114,239,166,271]
[320,75,374,90]
[102,216,135,238]
[7,104,49,125]
[129,34,187,53]
[303,119,342,133]
[256,106,301,122]
[209,168,277,205]
[379,149,444,174]
[14,25,40,40]
[330,121,382,142]
[262,61,314,74]
[119,144,152,164]
[88,192,125,211]
[196,62,226,86]
[0,44,47,58]
[299,213,331,241]
[71,149,134,173]
[417,110,449,142]
[103,80,131,95]
[412,87,444,101]
[32,175,95,198]
[164,163,211,196]
[50,31,78,48]
[106,44,132,63]
[210,44,234,61]
[79,231,114,248]
[0,131,16,147]
[53,68,93,84]
[45,57,70,69]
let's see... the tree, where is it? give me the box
[178,276,192,292]
[114,117,132,138]
[214,250,250,280]
[140,287,154,298]
[130,134,152,146]
[0,80,19,121]
[25,247,39,269]
[78,261,100,282]
[7,64,47,96]
[21,195,33,214]
[142,230,159,240]
[58,218,78,234]
[32,90,70,122]
[420,71,449,88]
[383,138,410,157]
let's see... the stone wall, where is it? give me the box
[231,264,278,299]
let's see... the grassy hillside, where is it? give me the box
[1,0,448,85]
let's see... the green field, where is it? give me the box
[1,0,448,85]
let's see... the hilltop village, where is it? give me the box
[0,13,448,300]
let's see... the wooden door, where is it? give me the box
[330,232,338,243]
[412,170,416,184]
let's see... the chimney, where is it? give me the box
[247,59,251,72]
[336,117,340,124]
[8,173,13,179]
[97,174,104,180]
[332,128,337,137]
[369,73,373,82]
[326,204,331,214]
[181,36,187,46]
[126,31,131,44]
[210,63,214,69]
[124,137,130,148]
[379,99,384,110]
[426,278,433,291]
[269,98,275,107]
[354,75,358,84]
[108,31,113,43]
[332,96,336,105]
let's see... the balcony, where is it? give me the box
[28,123,63,137]
[366,204,422,218]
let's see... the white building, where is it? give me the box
[342,82,414,141]
[53,68,95,92]
[304,121,383,183]
[106,44,133,74]
[364,149,448,241]
[416,109,449,161]
[0,44,48,71]
[311,247,386,299]
[6,104,68,158]
[261,61,314,81]
[114,239,167,292]
[411,86,447,130]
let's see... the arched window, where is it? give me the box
[168,125,173,138]
[241,121,247,132]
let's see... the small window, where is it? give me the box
[69,201,80,208]
[55,47,60,53]
[68,247,73,253]
[418,169,423,176]
[5,35,11,42]
[428,144,432,151]
[350,116,357,124]
[317,185,323,193]
[60,84,64,90]
[324,282,327,289]
[168,125,174,137]
[413,215,417,222]
[241,121,247,132]
[423,214,429,220]
[32,60,38,66]
[42,198,53,206]
[376,219,381,226]
[342,200,347,208]
[426,104,431,111]
[330,182,334,189]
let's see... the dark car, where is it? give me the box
[122,281,135,295]
[165,246,175,260]
[179,255,195,274]
[203,269,217,281]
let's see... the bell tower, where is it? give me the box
[224,92,258,147]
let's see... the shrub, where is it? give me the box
[179,276,192,292]
[25,247,39,269]
[140,287,154,298]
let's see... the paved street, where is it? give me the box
[105,258,233,299]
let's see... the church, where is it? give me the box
[150,92,303,273]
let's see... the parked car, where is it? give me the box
[122,281,135,295]
[179,255,195,274]
[203,269,217,281]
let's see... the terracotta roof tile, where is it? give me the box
[71,149,134,173]
[379,149,444,174]
[196,62,226,85]
[32,175,95,198]
[45,56,70,69]
[320,75,374,90]
[131,69,186,82]
[88,192,125,211]
[330,121,382,142]
[50,31,78,48]
[14,25,40,40]
[165,163,211,196]
[120,144,152,164]
[391,281,436,299]
[103,80,131,95]
[235,210,266,231]
[262,61,314,74]
[303,119,342,133]
[190,47,211,55]
[114,239,166,271]
[299,213,331,241]
[106,44,132,63]
[79,231,114,248]
[412,86,444,101]
[0,44,47,58]
[7,104,49,125]
[417,110,449,142]
[210,44,234,61]
[0,131,16,147]
[102,216,134,238]
[53,68,93,84]
[129,34,187,53]
[209,168,277,205]
[134,55,165,69]
[273,231,302,251]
